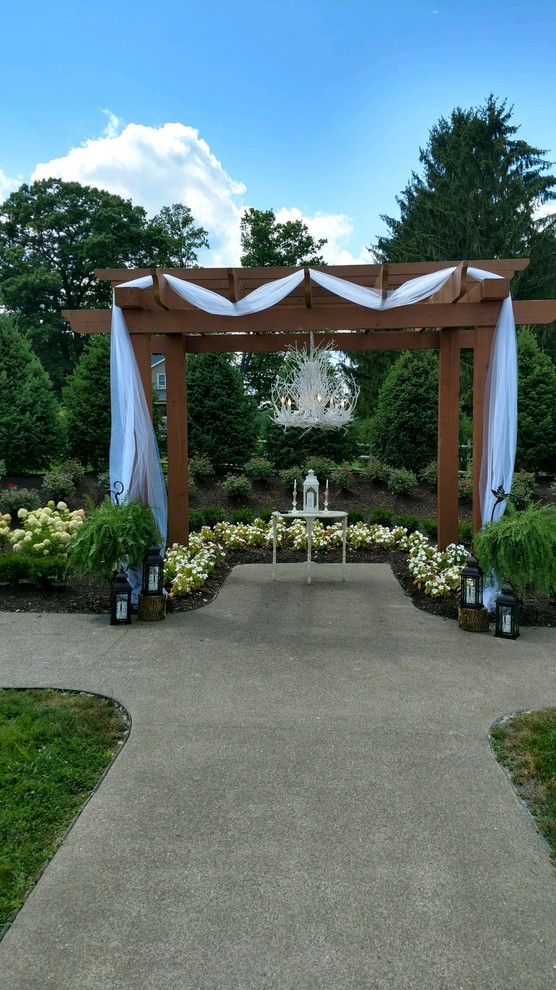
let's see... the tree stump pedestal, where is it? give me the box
[138,593,166,622]
[458,606,490,633]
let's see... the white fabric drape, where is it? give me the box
[478,300,517,525]
[307,266,457,309]
[162,266,457,314]
[110,300,168,600]
[468,269,518,531]
[164,270,305,316]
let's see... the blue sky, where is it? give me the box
[2,0,555,265]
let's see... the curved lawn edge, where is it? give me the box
[0,687,131,939]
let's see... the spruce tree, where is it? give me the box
[375,96,555,272]
[186,354,257,471]
[370,351,438,473]
[516,327,556,473]
[0,315,66,472]
[63,334,111,470]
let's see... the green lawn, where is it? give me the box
[491,708,556,860]
[0,689,128,928]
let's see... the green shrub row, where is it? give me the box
[0,552,68,586]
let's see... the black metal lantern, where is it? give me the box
[494,580,520,640]
[142,544,164,596]
[460,553,484,609]
[110,568,132,625]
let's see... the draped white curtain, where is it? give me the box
[307,266,457,309]
[110,266,517,571]
[110,295,168,601]
[165,270,305,316]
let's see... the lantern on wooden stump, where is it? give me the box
[138,544,166,622]
[458,553,489,632]
[460,554,483,608]
[303,470,319,512]
[142,544,164,595]
[494,581,520,640]
[110,568,132,625]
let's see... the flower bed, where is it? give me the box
[163,518,468,601]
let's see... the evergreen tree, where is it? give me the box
[375,96,555,272]
[370,351,438,473]
[186,354,257,471]
[63,334,111,470]
[0,315,66,472]
[343,349,398,420]
[516,327,556,473]
[373,95,556,361]
[264,418,360,470]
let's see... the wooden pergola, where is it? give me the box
[63,259,556,549]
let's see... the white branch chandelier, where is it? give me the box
[271,334,360,430]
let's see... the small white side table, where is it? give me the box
[272,510,348,584]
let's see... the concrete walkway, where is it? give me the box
[1,562,556,990]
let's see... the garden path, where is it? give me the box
[1,562,556,990]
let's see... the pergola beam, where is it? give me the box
[64,298,556,336]
[96,257,530,288]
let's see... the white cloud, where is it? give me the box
[30,115,369,267]
[275,207,372,266]
[32,118,246,265]
[0,167,22,202]
[535,201,556,223]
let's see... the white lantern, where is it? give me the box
[303,470,319,512]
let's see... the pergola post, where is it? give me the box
[472,325,495,537]
[437,328,461,549]
[130,333,153,416]
[164,334,189,546]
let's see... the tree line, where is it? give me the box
[1,95,555,476]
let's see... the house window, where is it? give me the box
[156,372,166,390]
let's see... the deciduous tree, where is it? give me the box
[239,208,327,385]
[147,204,209,267]
[240,208,326,268]
[0,180,210,389]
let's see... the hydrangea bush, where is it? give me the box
[10,502,86,558]
[3,501,86,585]
[0,512,12,549]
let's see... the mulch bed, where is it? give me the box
[0,546,553,627]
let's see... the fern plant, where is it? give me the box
[66,497,160,584]
[474,503,556,598]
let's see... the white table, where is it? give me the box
[271,510,348,584]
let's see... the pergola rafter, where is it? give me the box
[63,259,556,549]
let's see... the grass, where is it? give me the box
[490,708,556,860]
[0,688,128,929]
